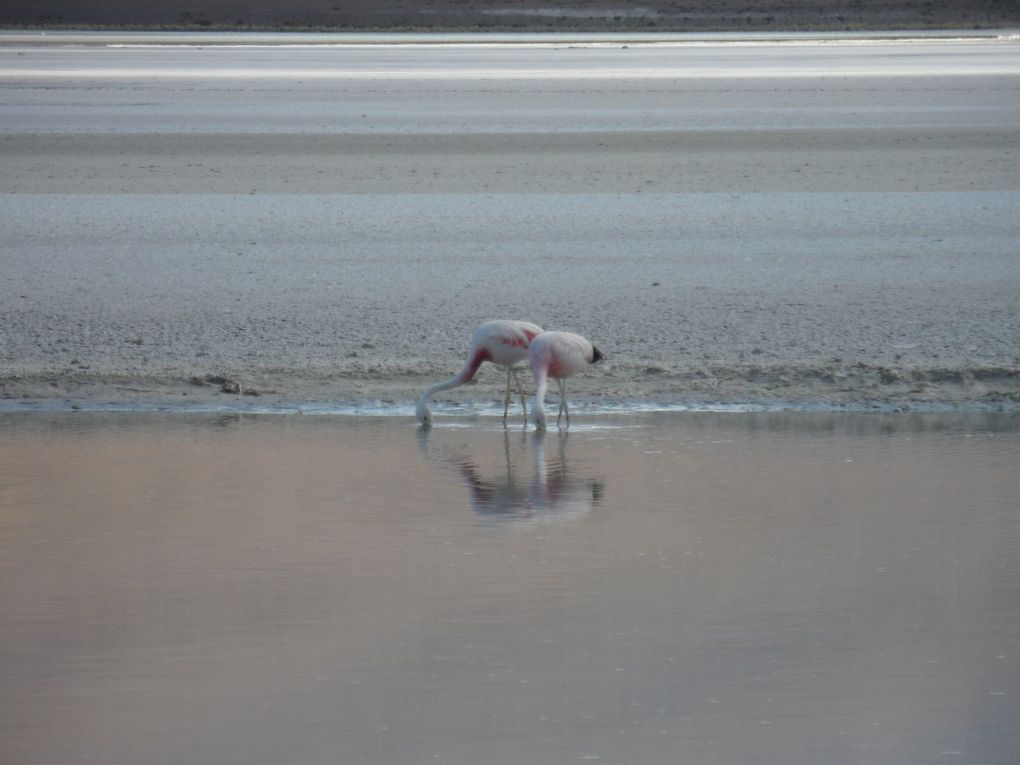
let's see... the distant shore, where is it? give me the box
[2,0,1017,34]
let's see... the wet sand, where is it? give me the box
[1,33,1019,410]
[1,412,1018,764]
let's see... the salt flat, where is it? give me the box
[1,33,1018,409]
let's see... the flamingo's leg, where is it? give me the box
[556,378,568,427]
[511,367,528,424]
[502,367,513,425]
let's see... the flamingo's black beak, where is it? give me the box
[591,346,605,364]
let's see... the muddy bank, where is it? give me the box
[3,364,1018,412]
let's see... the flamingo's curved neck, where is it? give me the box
[417,348,490,409]
[531,368,549,425]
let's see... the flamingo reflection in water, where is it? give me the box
[418,427,604,525]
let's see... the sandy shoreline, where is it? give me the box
[2,36,1019,412]
[3,367,1018,414]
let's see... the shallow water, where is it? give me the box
[1,412,1018,765]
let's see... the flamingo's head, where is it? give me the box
[531,399,548,431]
[591,346,605,364]
[415,400,433,428]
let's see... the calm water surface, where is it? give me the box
[1,412,1018,765]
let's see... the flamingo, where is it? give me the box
[529,331,604,430]
[416,319,543,427]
